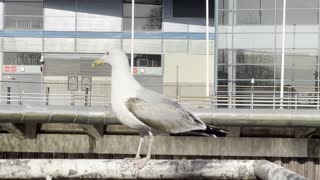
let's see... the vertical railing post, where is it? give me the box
[228,92,232,109]
[317,91,319,110]
[295,93,298,110]
[273,92,276,109]
[45,87,50,106]
[71,91,75,106]
[251,87,254,110]
[85,88,89,106]
[288,87,292,109]
[18,91,23,105]
[211,92,216,108]
[6,87,11,105]
[176,64,180,103]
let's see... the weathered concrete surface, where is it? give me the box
[254,160,308,180]
[0,159,308,180]
[0,134,319,158]
[0,159,255,179]
[2,105,320,128]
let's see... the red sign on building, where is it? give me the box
[4,65,17,73]
[133,67,138,74]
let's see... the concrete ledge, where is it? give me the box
[0,134,319,158]
[0,159,307,180]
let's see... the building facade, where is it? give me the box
[0,0,215,104]
[0,0,318,107]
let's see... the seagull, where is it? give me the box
[92,49,227,168]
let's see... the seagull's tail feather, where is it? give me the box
[191,125,228,137]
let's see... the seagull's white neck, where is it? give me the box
[110,59,141,101]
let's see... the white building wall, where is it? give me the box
[44,38,75,52]
[76,39,121,53]
[76,0,122,32]
[163,40,188,53]
[0,0,3,30]
[188,40,214,54]
[44,0,76,31]
[3,38,42,52]
[122,39,162,54]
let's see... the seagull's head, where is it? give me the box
[92,49,127,67]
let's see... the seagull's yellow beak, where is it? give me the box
[92,58,104,68]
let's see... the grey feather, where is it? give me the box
[126,88,206,133]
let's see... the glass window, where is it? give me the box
[218,65,228,80]
[277,0,318,9]
[219,0,231,10]
[172,0,214,18]
[284,65,318,81]
[4,1,43,30]
[123,0,162,31]
[218,10,232,25]
[236,50,275,65]
[276,10,319,24]
[237,0,275,9]
[3,52,41,65]
[236,65,274,79]
[127,54,162,67]
[236,10,275,25]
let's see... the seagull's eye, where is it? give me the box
[106,52,109,55]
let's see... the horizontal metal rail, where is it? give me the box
[1,105,320,128]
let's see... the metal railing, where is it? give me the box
[4,15,43,30]
[1,80,320,109]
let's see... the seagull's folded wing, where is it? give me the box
[125,93,206,133]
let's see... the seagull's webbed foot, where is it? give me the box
[133,157,150,169]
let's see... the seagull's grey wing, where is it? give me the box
[126,89,206,133]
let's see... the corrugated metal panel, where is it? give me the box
[3,38,42,52]
[76,39,121,53]
[44,38,75,52]
[44,53,110,76]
